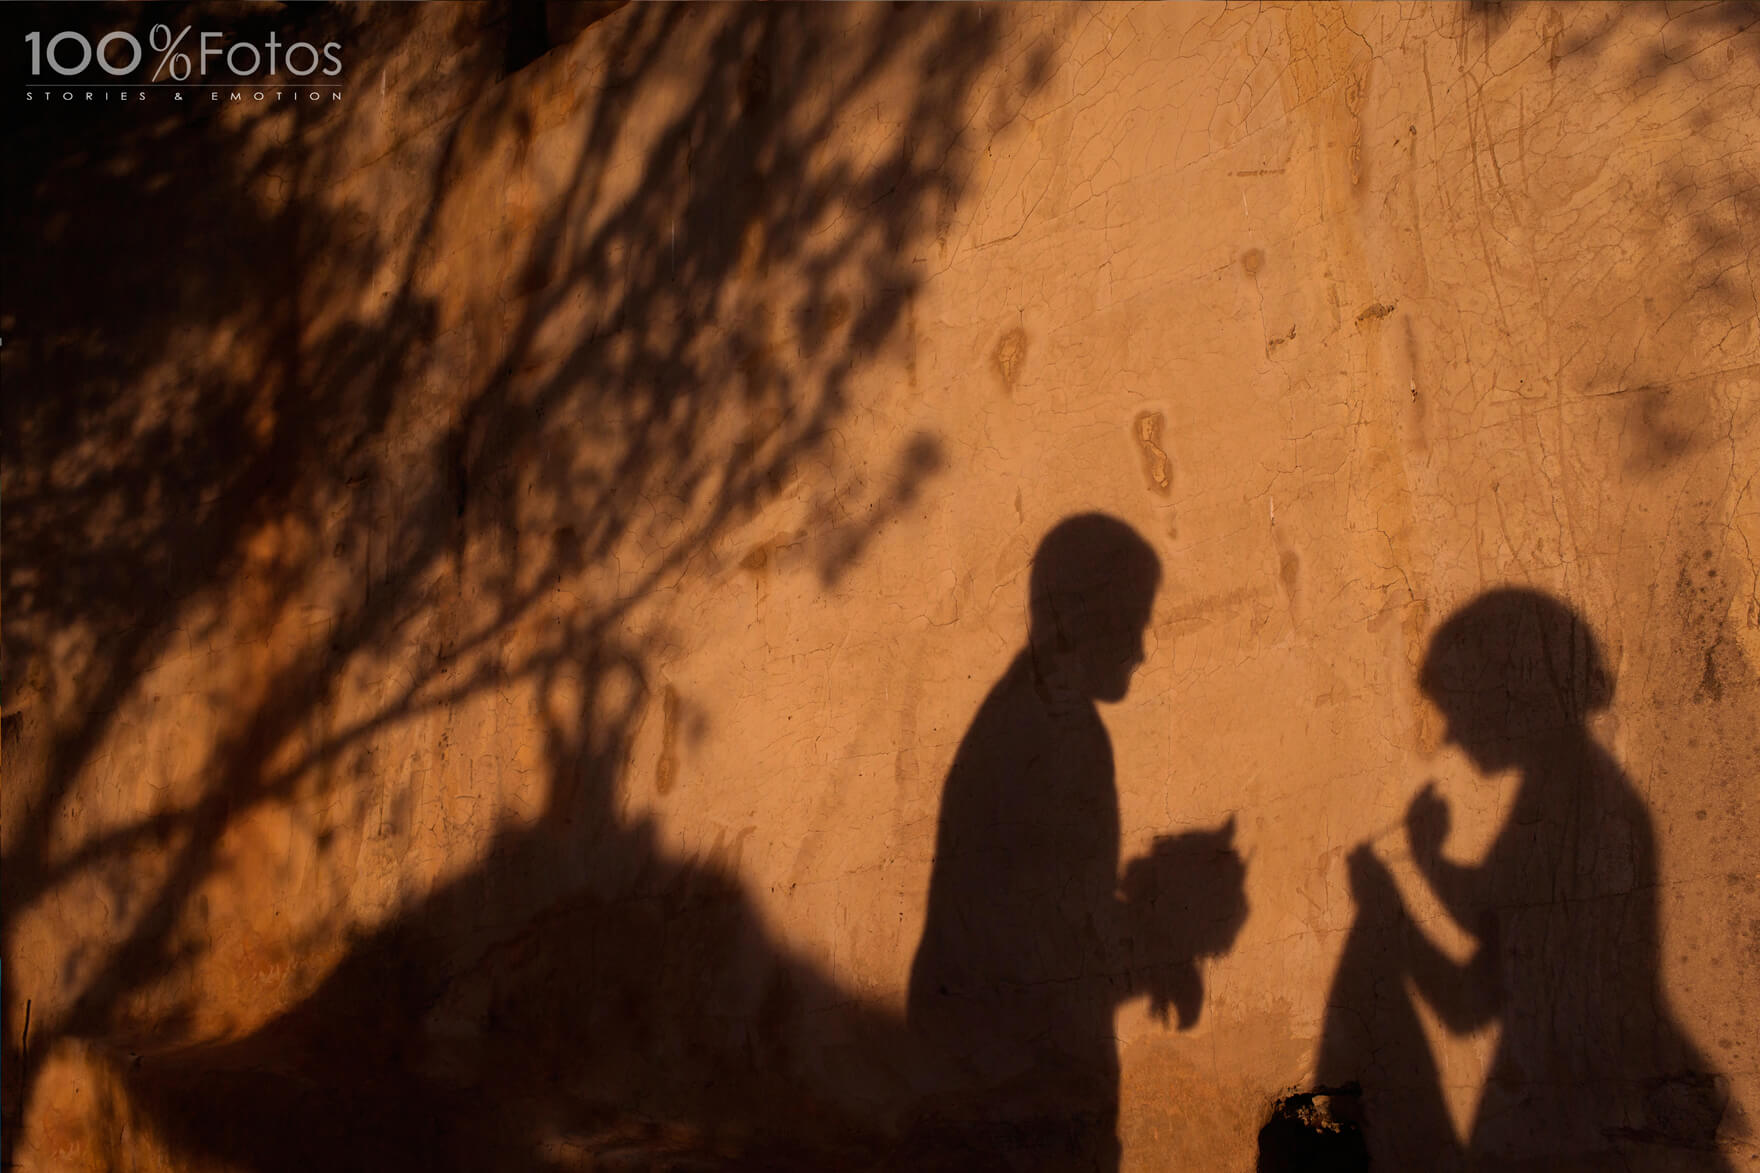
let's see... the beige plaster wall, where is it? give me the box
[4,3,1756,1169]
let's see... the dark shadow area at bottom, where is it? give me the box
[1255,1085,1368,1173]
[122,818,907,1170]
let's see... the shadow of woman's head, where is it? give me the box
[1419,588,1614,773]
[1028,514,1161,703]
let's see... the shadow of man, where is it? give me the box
[905,513,1246,1172]
[1307,589,1731,1172]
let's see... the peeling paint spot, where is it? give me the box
[993,327,1027,394]
[1133,411,1173,496]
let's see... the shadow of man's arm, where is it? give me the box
[1116,818,1249,1029]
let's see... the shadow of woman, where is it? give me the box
[1308,589,1731,1172]
[904,514,1247,1172]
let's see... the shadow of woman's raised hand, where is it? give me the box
[1405,781,1450,869]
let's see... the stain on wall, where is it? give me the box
[993,326,1029,396]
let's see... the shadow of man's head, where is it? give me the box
[1028,514,1161,703]
[1419,588,1614,773]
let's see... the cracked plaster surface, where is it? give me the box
[3,3,1757,1169]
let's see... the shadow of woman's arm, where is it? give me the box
[1348,844,1500,1033]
